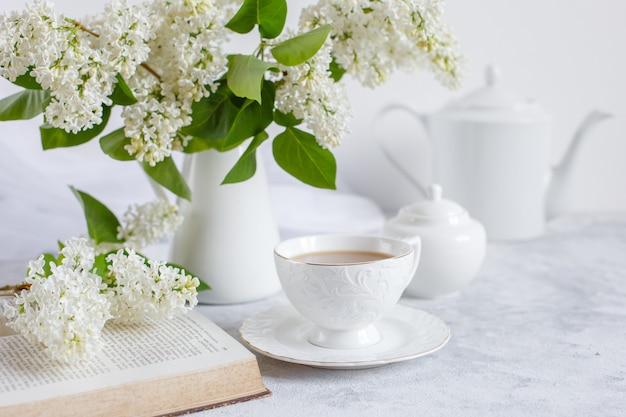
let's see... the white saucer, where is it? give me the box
[239,304,450,369]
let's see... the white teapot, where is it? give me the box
[383,184,486,298]
[376,65,611,240]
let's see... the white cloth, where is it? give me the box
[0,132,385,261]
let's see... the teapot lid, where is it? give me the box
[399,184,466,220]
[446,65,541,112]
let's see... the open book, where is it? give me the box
[0,310,270,417]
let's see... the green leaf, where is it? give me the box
[271,25,331,66]
[182,137,223,153]
[13,72,42,90]
[0,89,49,121]
[196,279,211,292]
[100,128,135,161]
[182,83,240,141]
[92,253,110,281]
[184,81,274,151]
[225,0,257,34]
[329,57,346,82]
[110,74,137,105]
[227,54,276,103]
[40,106,111,149]
[37,253,58,277]
[273,127,336,189]
[273,110,302,127]
[257,0,287,38]
[220,100,265,149]
[142,157,192,201]
[166,262,210,291]
[223,131,270,184]
[222,80,275,149]
[225,0,287,39]
[71,186,124,245]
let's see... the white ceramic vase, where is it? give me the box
[169,146,281,304]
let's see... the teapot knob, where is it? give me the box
[486,65,501,87]
[427,184,443,201]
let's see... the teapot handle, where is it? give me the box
[374,104,429,197]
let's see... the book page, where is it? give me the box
[0,310,254,407]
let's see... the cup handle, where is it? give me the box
[374,104,429,197]
[401,235,422,277]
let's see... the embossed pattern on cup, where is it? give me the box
[274,235,420,349]
[275,255,412,330]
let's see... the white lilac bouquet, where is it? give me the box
[0,0,463,195]
[0,0,463,362]
[1,190,203,363]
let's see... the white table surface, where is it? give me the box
[1,213,625,417]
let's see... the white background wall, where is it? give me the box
[1,0,624,218]
[332,0,626,214]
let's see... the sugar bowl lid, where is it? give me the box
[398,184,466,221]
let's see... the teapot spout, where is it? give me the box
[546,109,612,219]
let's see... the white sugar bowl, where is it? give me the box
[383,184,486,298]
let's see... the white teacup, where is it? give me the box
[274,234,421,349]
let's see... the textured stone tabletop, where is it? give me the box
[1,214,624,416]
[194,214,626,417]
